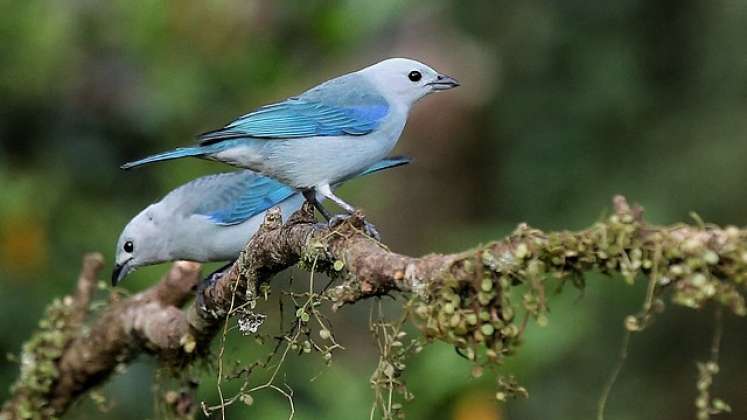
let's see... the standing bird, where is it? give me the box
[112,156,410,286]
[121,58,458,216]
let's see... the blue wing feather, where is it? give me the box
[198,176,296,226]
[165,171,297,226]
[199,73,389,144]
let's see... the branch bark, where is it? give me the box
[2,197,745,419]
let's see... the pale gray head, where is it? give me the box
[112,206,170,286]
[357,57,459,107]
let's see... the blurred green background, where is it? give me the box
[1,1,746,419]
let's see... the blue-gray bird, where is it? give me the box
[111,156,410,285]
[120,58,458,216]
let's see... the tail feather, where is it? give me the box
[120,147,204,170]
[332,156,411,186]
[359,155,412,176]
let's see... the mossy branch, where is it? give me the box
[2,196,745,419]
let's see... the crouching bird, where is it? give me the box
[111,156,410,286]
[121,58,458,216]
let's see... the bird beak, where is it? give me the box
[111,259,133,286]
[427,73,460,91]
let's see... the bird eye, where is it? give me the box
[124,241,134,253]
[408,71,422,82]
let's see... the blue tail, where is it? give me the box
[120,147,205,170]
[359,155,412,177]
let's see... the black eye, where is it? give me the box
[408,70,422,82]
[124,241,134,253]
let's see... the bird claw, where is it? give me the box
[195,262,234,311]
[328,214,381,241]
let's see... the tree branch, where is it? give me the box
[2,197,745,419]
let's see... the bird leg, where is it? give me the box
[314,184,380,239]
[315,184,357,214]
[302,188,333,221]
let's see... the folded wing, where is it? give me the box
[198,74,390,144]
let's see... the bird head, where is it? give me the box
[359,58,459,107]
[112,205,169,286]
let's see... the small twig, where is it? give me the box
[215,273,242,420]
[69,253,103,327]
[596,330,631,420]
[597,242,664,420]
[710,306,723,365]
[694,305,727,420]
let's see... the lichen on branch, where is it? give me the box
[399,195,746,400]
[1,196,745,419]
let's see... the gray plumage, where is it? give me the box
[112,156,410,285]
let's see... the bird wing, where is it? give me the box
[165,171,297,226]
[198,74,390,144]
[198,175,296,226]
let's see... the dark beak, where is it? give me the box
[427,73,460,91]
[111,260,132,286]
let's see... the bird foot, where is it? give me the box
[195,261,235,312]
[328,212,381,241]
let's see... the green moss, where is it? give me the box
[7,296,79,419]
[296,201,746,407]
[405,205,746,400]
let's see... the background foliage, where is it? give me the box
[1,1,746,419]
